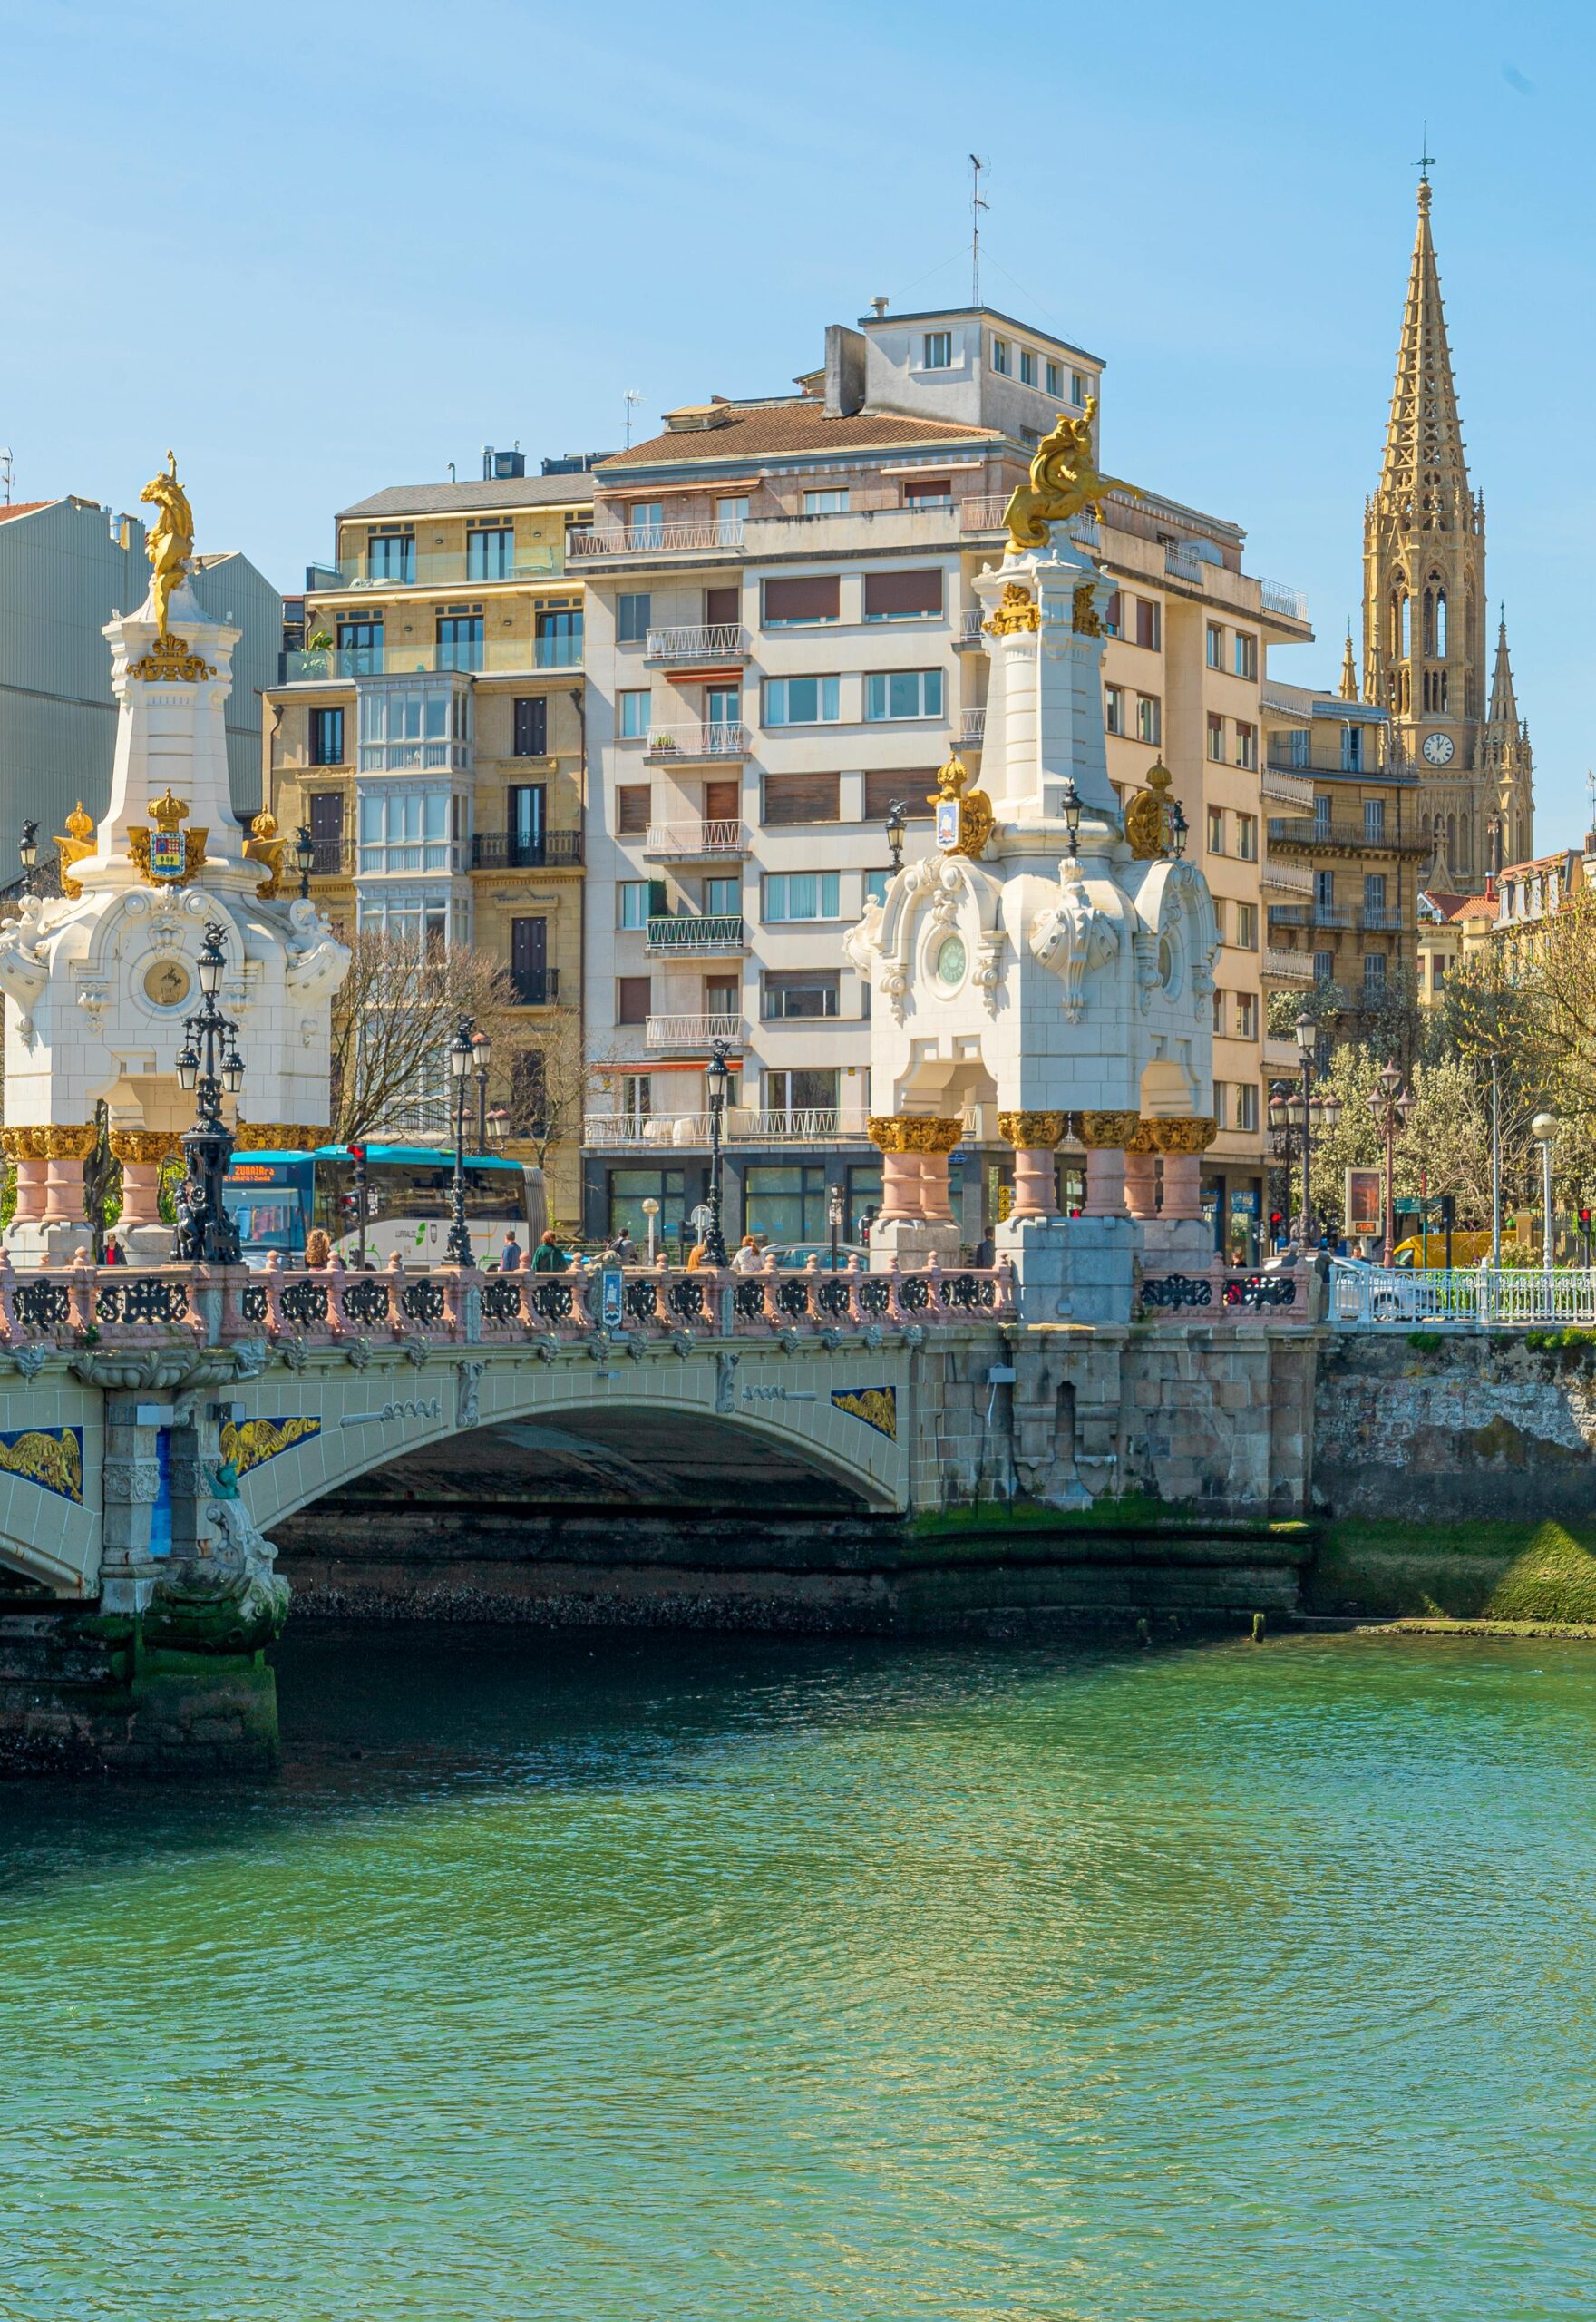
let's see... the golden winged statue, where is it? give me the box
[1002,398,1140,551]
[140,451,195,640]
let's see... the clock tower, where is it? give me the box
[1362,171,1530,892]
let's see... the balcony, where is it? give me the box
[1260,578,1310,623]
[1359,906,1403,932]
[644,913,747,955]
[279,637,582,684]
[1269,816,1428,854]
[511,967,560,1007]
[1260,860,1313,898]
[642,820,751,861]
[307,546,566,592]
[644,1013,748,1051]
[643,721,751,764]
[644,623,750,666]
[1263,947,1316,984]
[570,521,744,560]
[1268,902,1353,931]
[959,707,986,746]
[1262,1036,1301,1072]
[1260,766,1315,810]
[958,497,1097,548]
[955,610,986,651]
[585,1107,871,1149]
[307,838,349,877]
[471,831,584,870]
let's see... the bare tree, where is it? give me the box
[499,1003,587,1173]
[327,933,523,1147]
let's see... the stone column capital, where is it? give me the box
[997,1110,1067,1150]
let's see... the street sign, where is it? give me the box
[689,1203,713,1234]
[600,1267,624,1331]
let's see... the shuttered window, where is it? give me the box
[616,785,650,835]
[863,569,942,620]
[763,773,840,825]
[513,697,548,756]
[862,770,936,819]
[763,575,840,627]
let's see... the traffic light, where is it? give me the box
[1438,1194,1455,1228]
[1581,1206,1593,1264]
[348,1142,366,1166]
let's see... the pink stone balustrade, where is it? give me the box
[1137,1257,1311,1323]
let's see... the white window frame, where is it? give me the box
[803,489,850,515]
[991,337,1010,376]
[921,331,952,369]
[764,675,841,727]
[764,871,842,923]
[618,688,649,740]
[865,668,944,723]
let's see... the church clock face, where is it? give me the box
[1422,731,1455,767]
[142,958,192,1010]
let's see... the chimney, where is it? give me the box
[824,323,867,417]
[871,295,889,317]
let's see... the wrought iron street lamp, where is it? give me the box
[1366,1059,1416,1263]
[1293,1009,1342,1247]
[445,1016,475,1265]
[1060,776,1083,857]
[827,1178,845,1271]
[171,921,245,1263]
[885,801,907,877]
[1533,1110,1559,1270]
[1169,801,1189,860]
[472,1028,492,1152]
[18,821,37,898]
[294,824,316,898]
[704,1039,732,1267]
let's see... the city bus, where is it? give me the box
[221,1145,547,1269]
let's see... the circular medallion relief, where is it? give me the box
[935,933,968,987]
[142,958,192,1010]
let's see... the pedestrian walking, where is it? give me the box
[730,1234,764,1274]
[500,1229,523,1272]
[530,1229,567,1273]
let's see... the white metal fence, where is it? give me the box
[1330,1263,1596,1328]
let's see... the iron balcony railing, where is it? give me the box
[570,521,745,557]
[1262,946,1316,983]
[643,721,751,762]
[644,1013,747,1049]
[644,623,750,662]
[309,838,348,876]
[959,707,986,745]
[584,1107,871,1147]
[1260,578,1310,622]
[471,831,584,869]
[511,966,559,1006]
[306,546,567,592]
[642,820,750,859]
[1358,905,1403,931]
[1330,1263,1596,1329]
[643,913,747,954]
[280,637,581,683]
[1269,815,1427,854]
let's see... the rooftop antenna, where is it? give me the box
[625,388,643,448]
[968,155,988,306]
[0,449,12,505]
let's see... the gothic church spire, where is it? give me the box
[1378,174,1474,531]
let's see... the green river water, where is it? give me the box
[0,1625,1592,2321]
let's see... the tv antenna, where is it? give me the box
[968,156,988,305]
[624,388,643,448]
[0,448,12,506]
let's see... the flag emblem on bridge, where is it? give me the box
[219,1415,323,1478]
[0,1426,83,1504]
[831,1387,897,1442]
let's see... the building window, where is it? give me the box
[466,527,514,582]
[366,532,414,583]
[764,872,841,922]
[535,607,582,668]
[803,489,850,515]
[991,337,1011,375]
[1019,348,1036,385]
[764,575,840,626]
[1364,873,1388,920]
[509,916,549,1006]
[1233,631,1258,681]
[357,685,466,772]
[512,696,548,757]
[1206,623,1224,670]
[1235,992,1258,1039]
[1343,722,1364,771]
[618,592,651,644]
[1363,951,1387,990]
[764,676,840,726]
[715,496,748,543]
[309,707,345,766]
[356,894,453,951]
[1212,990,1226,1036]
[866,668,943,721]
[1282,727,1310,768]
[1103,590,1122,637]
[616,784,650,836]
[1105,685,1124,736]
[1315,795,1332,838]
[1134,693,1161,746]
[628,502,664,547]
[1207,713,1225,761]
[1316,868,1336,911]
[1364,797,1386,843]
[763,969,840,1020]
[357,786,458,874]
[922,331,952,368]
[1236,813,1258,862]
[1432,954,1447,988]
[903,478,953,510]
[865,869,890,907]
[617,975,652,1026]
[862,770,935,820]
[1234,1082,1260,1133]
[1046,360,1063,397]
[1233,720,1257,770]
[1134,598,1161,651]
[863,570,942,621]
[337,617,384,673]
[1313,951,1335,982]
[1071,370,1088,405]
[745,1158,832,1238]
[704,873,740,916]
[764,772,841,824]
[1213,1082,1230,1130]
[437,614,483,673]
[1212,899,1225,941]
[1234,902,1257,950]
[507,784,545,863]
[619,881,652,931]
[618,689,650,740]
[1207,806,1225,854]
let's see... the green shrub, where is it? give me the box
[1406,1331,1444,1353]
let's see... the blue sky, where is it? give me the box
[5,0,1592,841]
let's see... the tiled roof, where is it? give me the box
[598,406,1000,470]
[337,473,605,521]
[1450,894,1500,922]
[1419,890,1469,919]
[0,500,55,524]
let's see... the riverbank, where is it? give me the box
[1305,1515,1596,1624]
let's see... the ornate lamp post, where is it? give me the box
[1060,776,1083,857]
[1367,1060,1417,1264]
[294,824,316,899]
[704,1038,732,1267]
[1267,1080,1298,1246]
[1293,1010,1343,1248]
[827,1177,845,1271]
[17,821,37,898]
[471,1028,492,1152]
[445,1016,475,1265]
[1533,1110,1559,1271]
[884,801,907,877]
[172,921,246,1263]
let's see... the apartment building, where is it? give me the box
[1259,679,1424,1032]
[579,303,1311,1251]
[1416,845,1594,1007]
[263,451,598,1220]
